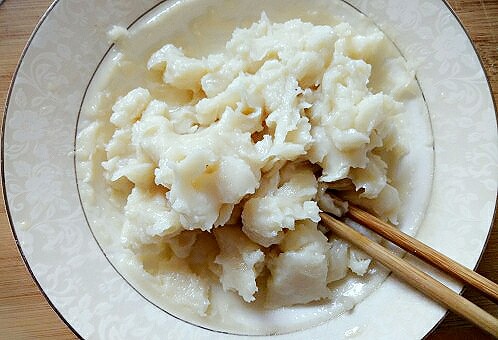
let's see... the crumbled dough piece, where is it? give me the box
[121,187,182,250]
[158,258,210,316]
[265,221,330,307]
[348,248,372,276]
[214,226,265,302]
[241,163,320,247]
[327,239,349,282]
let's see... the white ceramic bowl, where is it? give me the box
[3,0,497,338]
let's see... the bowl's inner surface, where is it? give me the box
[75,0,434,335]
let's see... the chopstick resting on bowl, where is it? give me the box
[320,196,498,337]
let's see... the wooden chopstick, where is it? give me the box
[343,202,498,303]
[319,212,498,337]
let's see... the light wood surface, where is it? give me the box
[0,0,496,339]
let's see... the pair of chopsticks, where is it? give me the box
[320,197,498,337]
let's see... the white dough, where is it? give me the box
[76,0,434,335]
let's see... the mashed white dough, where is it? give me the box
[76,0,433,335]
